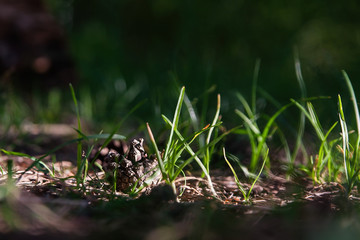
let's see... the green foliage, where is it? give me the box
[290,71,360,194]
[223,147,268,203]
[147,87,222,197]
[234,60,293,172]
[70,83,84,181]
[3,66,360,203]
[336,71,360,193]
[291,99,340,183]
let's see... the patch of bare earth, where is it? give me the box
[1,126,360,239]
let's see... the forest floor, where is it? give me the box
[1,124,360,240]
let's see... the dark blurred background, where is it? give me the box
[1,0,360,132]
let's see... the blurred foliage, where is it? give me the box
[42,0,360,129]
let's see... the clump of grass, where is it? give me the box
[235,96,293,172]
[203,94,221,174]
[291,70,360,193]
[69,83,87,186]
[291,99,339,183]
[235,59,304,173]
[223,147,268,203]
[172,75,221,176]
[336,71,360,193]
[182,88,221,177]
[147,86,222,197]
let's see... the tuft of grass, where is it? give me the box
[289,70,360,190]
[69,83,85,186]
[291,99,339,183]
[203,94,221,175]
[235,59,296,172]
[342,71,360,178]
[336,71,360,194]
[147,86,220,197]
[235,96,293,172]
[223,147,267,203]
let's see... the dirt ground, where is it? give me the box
[1,126,360,240]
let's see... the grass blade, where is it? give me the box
[338,94,349,183]
[162,115,218,197]
[235,109,260,135]
[69,83,83,172]
[236,93,256,120]
[163,86,186,163]
[146,123,167,181]
[292,51,307,166]
[1,150,54,178]
[223,148,247,200]
[252,58,261,114]
[204,94,221,172]
[342,70,360,176]
[247,148,268,200]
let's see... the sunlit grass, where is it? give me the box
[147,86,221,198]
[223,147,267,203]
[1,65,360,203]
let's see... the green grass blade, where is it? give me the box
[236,93,255,120]
[247,148,268,200]
[69,83,82,133]
[254,102,293,168]
[307,102,325,141]
[290,99,312,121]
[235,109,260,135]
[338,94,350,183]
[342,70,360,176]
[146,123,167,181]
[206,94,221,147]
[1,150,54,178]
[339,114,349,182]
[294,50,307,98]
[6,133,125,182]
[292,52,307,166]
[314,121,338,181]
[343,70,360,139]
[291,99,327,144]
[274,123,292,165]
[226,153,257,179]
[7,160,13,183]
[204,94,221,172]
[183,91,200,132]
[75,145,94,185]
[251,58,261,114]
[162,115,218,197]
[69,83,83,171]
[163,86,186,163]
[171,124,239,180]
[223,148,247,200]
